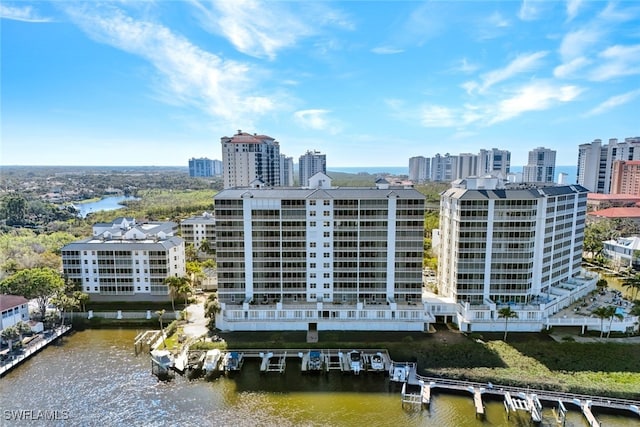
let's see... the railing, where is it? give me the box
[0,325,72,377]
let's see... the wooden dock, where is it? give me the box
[472,387,485,419]
[577,399,601,427]
[0,325,72,377]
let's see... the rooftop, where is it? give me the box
[0,294,28,311]
[589,207,640,218]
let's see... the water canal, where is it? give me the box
[0,329,636,426]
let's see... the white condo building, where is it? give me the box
[280,155,295,187]
[408,156,430,182]
[436,177,600,332]
[478,148,511,176]
[180,212,216,257]
[523,147,556,183]
[62,218,185,302]
[577,137,640,193]
[299,150,327,187]
[213,173,427,331]
[221,131,281,189]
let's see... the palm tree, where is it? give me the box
[164,276,182,312]
[498,306,518,341]
[622,272,640,301]
[155,309,166,348]
[592,306,615,338]
[178,278,193,308]
[607,306,624,338]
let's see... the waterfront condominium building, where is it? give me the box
[436,177,597,332]
[180,212,216,258]
[431,153,457,182]
[523,147,556,183]
[221,130,281,189]
[408,156,430,183]
[61,218,185,302]
[455,153,479,180]
[213,173,427,331]
[188,157,221,177]
[577,137,640,193]
[610,160,640,196]
[280,154,295,186]
[478,148,511,176]
[298,150,327,187]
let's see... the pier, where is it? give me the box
[260,351,287,373]
[0,325,72,377]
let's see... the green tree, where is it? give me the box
[1,326,20,353]
[204,293,221,330]
[622,273,640,301]
[498,306,518,341]
[155,309,166,348]
[2,194,27,225]
[592,306,616,338]
[73,291,90,312]
[164,276,183,312]
[14,321,32,342]
[0,267,65,319]
[607,307,624,338]
[51,294,79,326]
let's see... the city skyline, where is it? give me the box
[2,1,639,167]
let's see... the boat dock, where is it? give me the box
[134,330,163,355]
[0,325,72,377]
[260,351,287,373]
[471,387,485,419]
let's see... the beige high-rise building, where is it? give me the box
[611,160,640,195]
[221,130,281,189]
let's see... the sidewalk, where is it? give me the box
[182,301,209,339]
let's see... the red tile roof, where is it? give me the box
[0,294,28,311]
[589,207,640,218]
[587,193,640,201]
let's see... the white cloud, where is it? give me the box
[589,44,640,81]
[419,106,457,128]
[558,27,602,61]
[518,0,542,21]
[586,89,640,116]
[566,0,583,22]
[452,58,479,74]
[0,4,52,22]
[466,51,548,94]
[490,81,582,124]
[371,46,404,55]
[294,109,341,134]
[64,4,280,128]
[553,56,590,78]
[192,0,320,60]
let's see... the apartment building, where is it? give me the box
[221,130,281,189]
[280,154,295,186]
[299,150,327,187]
[523,147,556,183]
[188,157,221,177]
[611,160,640,196]
[61,218,185,302]
[478,148,511,176]
[180,212,215,257]
[577,137,640,193]
[213,173,427,331]
[436,177,597,332]
[408,156,430,183]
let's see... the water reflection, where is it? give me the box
[0,329,635,426]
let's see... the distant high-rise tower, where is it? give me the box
[189,157,217,177]
[431,153,457,182]
[577,137,640,193]
[280,154,294,186]
[455,153,478,180]
[408,156,430,182]
[299,150,326,187]
[221,130,281,189]
[523,147,556,183]
[478,148,511,176]
[611,160,640,195]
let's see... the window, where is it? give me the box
[323,273,330,278]
[310,253,316,258]
[310,221,316,227]
[323,200,330,206]
[324,232,330,238]
[323,242,330,247]
[323,253,330,258]
[309,200,316,206]
[323,283,330,288]
[310,273,316,278]
[323,221,330,227]
[310,263,316,268]
[310,211,316,217]
[323,263,330,268]
[323,211,330,216]
[310,242,317,248]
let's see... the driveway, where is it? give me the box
[182,300,209,339]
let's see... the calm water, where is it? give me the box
[0,329,635,427]
[75,196,138,218]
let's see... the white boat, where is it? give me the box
[391,364,409,382]
[348,350,362,375]
[150,349,174,370]
[308,350,324,371]
[223,351,244,372]
[370,352,385,371]
[202,349,222,375]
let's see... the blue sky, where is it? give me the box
[1,1,639,168]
